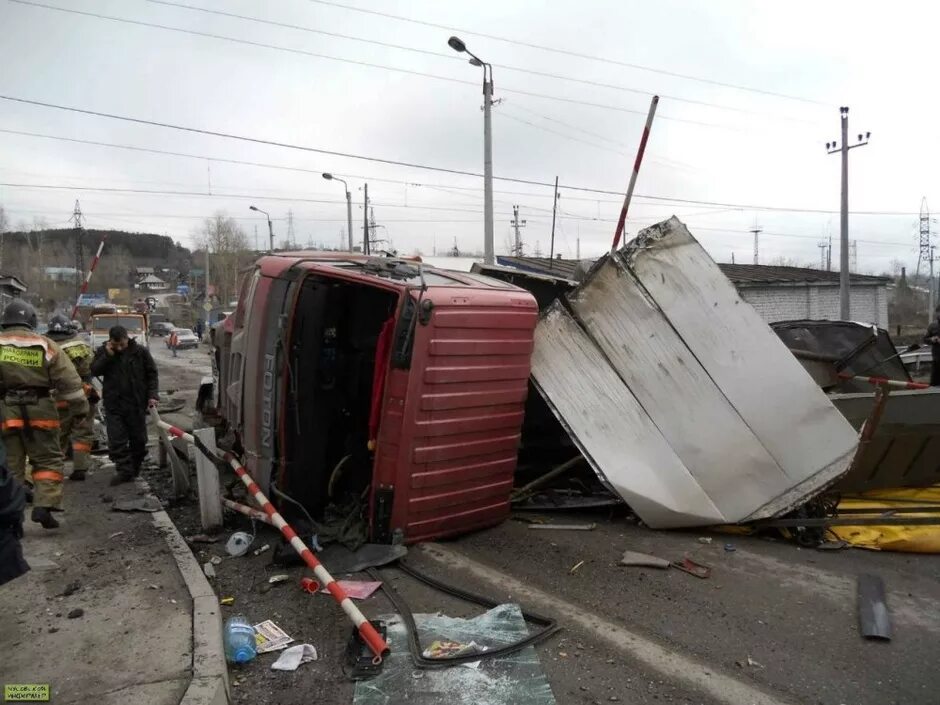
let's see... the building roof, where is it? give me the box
[0,274,27,293]
[497,256,890,287]
[136,266,155,275]
[138,274,166,285]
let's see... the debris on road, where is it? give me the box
[186,533,219,544]
[314,542,407,574]
[107,531,123,540]
[112,497,162,513]
[254,619,294,653]
[66,608,84,619]
[271,643,318,671]
[57,580,81,597]
[252,543,270,557]
[857,574,892,641]
[317,579,381,600]
[530,217,859,528]
[569,560,585,574]
[300,577,321,594]
[225,531,253,557]
[671,558,712,579]
[209,555,223,565]
[724,543,737,552]
[220,597,235,606]
[528,523,596,531]
[619,550,670,569]
[697,537,713,544]
[747,656,765,669]
[202,562,216,579]
[268,574,290,585]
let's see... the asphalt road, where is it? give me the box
[149,342,940,705]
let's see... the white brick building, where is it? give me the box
[496,256,890,328]
[719,264,889,328]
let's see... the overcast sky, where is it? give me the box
[0,0,936,273]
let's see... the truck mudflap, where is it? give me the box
[531,217,859,529]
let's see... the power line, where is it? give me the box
[145,0,817,123]
[10,0,729,129]
[0,103,922,216]
[497,111,626,156]
[308,0,830,106]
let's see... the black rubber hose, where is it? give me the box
[367,560,561,669]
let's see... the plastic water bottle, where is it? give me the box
[223,616,257,664]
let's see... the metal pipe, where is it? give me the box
[221,496,274,525]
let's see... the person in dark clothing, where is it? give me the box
[925,307,940,386]
[89,326,159,485]
[0,461,29,586]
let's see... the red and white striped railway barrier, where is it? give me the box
[70,233,107,320]
[155,417,390,661]
[610,95,659,253]
[837,372,930,390]
[220,496,273,525]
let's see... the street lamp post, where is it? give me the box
[322,173,354,252]
[249,205,274,253]
[448,35,494,265]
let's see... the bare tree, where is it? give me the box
[197,212,249,305]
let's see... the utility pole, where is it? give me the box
[931,244,937,318]
[70,200,84,304]
[576,236,580,260]
[362,183,370,255]
[254,224,259,252]
[917,197,932,312]
[204,241,211,306]
[850,240,858,274]
[750,227,761,265]
[287,210,295,248]
[533,240,542,258]
[825,107,870,319]
[818,242,828,270]
[549,176,560,268]
[827,234,832,271]
[510,205,526,257]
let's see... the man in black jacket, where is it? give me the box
[0,462,29,586]
[90,326,159,485]
[925,306,940,387]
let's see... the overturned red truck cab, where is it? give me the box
[212,253,537,544]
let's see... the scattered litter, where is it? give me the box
[54,551,63,557]
[170,599,177,605]
[203,562,216,579]
[67,608,84,619]
[724,543,736,552]
[619,550,670,569]
[671,557,711,579]
[817,540,849,551]
[226,531,253,557]
[857,574,892,640]
[320,580,382,600]
[210,556,223,565]
[569,560,585,574]
[112,497,162,513]
[528,523,597,531]
[746,656,765,669]
[254,620,294,653]
[422,640,480,659]
[253,544,270,557]
[148,584,159,590]
[225,615,258,664]
[314,542,407,573]
[58,580,81,597]
[107,531,124,540]
[300,577,321,594]
[268,574,290,585]
[187,533,220,544]
[221,597,235,606]
[697,537,713,545]
[271,643,318,671]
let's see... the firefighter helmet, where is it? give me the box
[47,313,73,338]
[1,299,38,330]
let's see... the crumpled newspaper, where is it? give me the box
[270,643,318,671]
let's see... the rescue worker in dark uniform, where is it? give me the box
[0,300,88,529]
[925,305,940,386]
[90,325,159,485]
[46,314,97,481]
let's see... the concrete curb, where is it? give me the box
[148,489,230,705]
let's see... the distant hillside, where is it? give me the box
[0,228,192,310]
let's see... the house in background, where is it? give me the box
[137,274,169,292]
[0,274,28,311]
[43,266,82,283]
[495,256,890,329]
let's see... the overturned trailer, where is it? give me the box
[212,253,537,544]
[529,217,861,528]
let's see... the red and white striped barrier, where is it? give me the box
[837,372,930,390]
[71,234,107,320]
[610,95,659,253]
[221,497,274,525]
[155,418,390,661]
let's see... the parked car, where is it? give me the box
[167,328,199,350]
[150,321,174,337]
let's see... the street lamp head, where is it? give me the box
[448,36,467,53]
[468,57,483,67]
[249,205,259,212]
[322,173,333,180]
